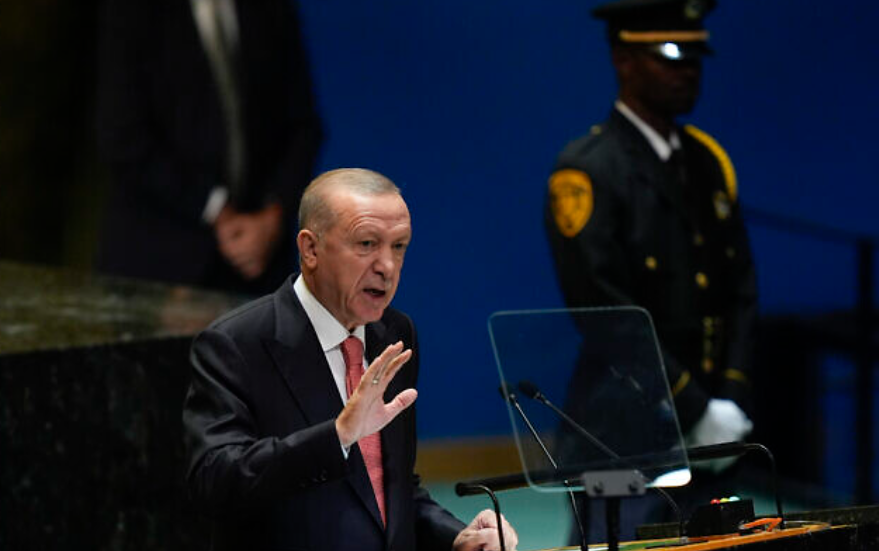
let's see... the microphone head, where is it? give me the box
[498,381,516,402]
[517,380,541,400]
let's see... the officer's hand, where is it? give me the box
[686,398,753,473]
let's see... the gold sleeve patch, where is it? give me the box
[549,169,594,237]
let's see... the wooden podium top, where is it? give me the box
[538,522,847,550]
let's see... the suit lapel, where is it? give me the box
[263,281,343,426]
[263,278,387,533]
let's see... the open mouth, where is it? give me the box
[364,288,386,298]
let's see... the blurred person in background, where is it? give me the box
[96,0,322,295]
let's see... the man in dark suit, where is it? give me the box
[545,0,756,542]
[183,168,518,550]
[96,0,321,294]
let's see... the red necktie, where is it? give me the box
[340,336,386,526]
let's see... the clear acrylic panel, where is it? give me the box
[488,307,690,493]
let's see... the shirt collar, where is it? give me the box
[293,275,365,352]
[615,100,681,161]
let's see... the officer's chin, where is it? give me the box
[670,96,699,117]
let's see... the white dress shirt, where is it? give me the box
[293,275,367,406]
[294,275,368,456]
[615,99,682,161]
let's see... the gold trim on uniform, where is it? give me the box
[549,169,595,238]
[695,272,709,288]
[672,371,691,396]
[724,369,749,384]
[684,125,737,202]
[645,256,658,270]
[619,30,709,43]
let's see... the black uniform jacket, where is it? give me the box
[545,109,757,430]
[183,276,464,550]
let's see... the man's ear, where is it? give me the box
[612,44,635,79]
[297,229,319,270]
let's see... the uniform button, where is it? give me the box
[702,357,714,373]
[693,233,704,246]
[645,256,658,270]
[703,316,715,335]
[726,247,736,259]
[695,272,709,289]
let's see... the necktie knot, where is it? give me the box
[340,336,364,371]
[341,336,365,397]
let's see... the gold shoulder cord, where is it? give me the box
[684,125,738,202]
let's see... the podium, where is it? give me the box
[633,504,879,550]
[459,308,812,550]
[475,307,692,550]
[0,262,245,549]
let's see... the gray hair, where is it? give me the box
[298,168,401,235]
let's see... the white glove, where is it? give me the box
[685,398,753,473]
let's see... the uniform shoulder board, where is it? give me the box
[558,124,606,163]
[684,125,738,202]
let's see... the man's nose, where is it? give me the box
[677,59,701,76]
[373,247,397,277]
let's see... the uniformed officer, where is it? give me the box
[545,0,757,541]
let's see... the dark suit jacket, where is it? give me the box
[183,277,465,550]
[96,0,321,290]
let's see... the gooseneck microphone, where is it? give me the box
[685,442,785,529]
[499,383,559,469]
[516,379,686,540]
[498,382,588,551]
[517,380,621,461]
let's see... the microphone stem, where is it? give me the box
[745,443,785,528]
[512,400,558,469]
[465,484,507,551]
[511,398,587,551]
[538,396,622,460]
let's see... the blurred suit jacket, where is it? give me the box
[96,0,321,291]
[183,277,464,550]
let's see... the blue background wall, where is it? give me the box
[294,0,879,440]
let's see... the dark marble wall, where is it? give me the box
[0,262,244,550]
